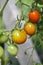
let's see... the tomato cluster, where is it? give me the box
[11,10,40,45]
[0,10,40,57]
[0,0,42,63]
[11,30,27,44]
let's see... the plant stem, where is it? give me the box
[0,15,4,30]
[0,0,9,13]
[22,3,31,8]
[1,56,8,65]
[0,0,9,64]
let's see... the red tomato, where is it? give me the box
[29,10,40,23]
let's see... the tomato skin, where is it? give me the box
[29,10,40,23]
[11,30,27,44]
[24,22,36,35]
[0,32,9,44]
[7,44,18,56]
[0,35,8,44]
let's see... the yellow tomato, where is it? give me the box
[11,30,27,44]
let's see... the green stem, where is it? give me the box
[0,0,9,13]
[22,3,31,8]
[0,15,4,29]
[1,56,9,65]
[0,3,7,64]
[3,60,8,65]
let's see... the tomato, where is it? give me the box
[24,22,36,35]
[0,46,4,58]
[29,10,40,23]
[7,44,18,56]
[0,32,8,44]
[11,30,27,44]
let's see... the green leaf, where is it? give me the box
[22,0,34,5]
[21,0,34,18]
[40,42,43,49]
[33,61,42,65]
[36,63,42,65]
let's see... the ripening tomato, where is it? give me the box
[24,22,36,35]
[11,30,27,44]
[7,44,18,56]
[29,10,40,23]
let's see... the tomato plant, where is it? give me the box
[7,44,18,56]
[0,0,43,65]
[24,22,36,35]
[11,30,27,44]
[29,10,40,23]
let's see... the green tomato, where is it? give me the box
[0,46,4,58]
[7,44,18,56]
[0,33,8,44]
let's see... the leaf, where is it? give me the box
[21,0,34,18]
[40,42,43,49]
[22,0,34,5]
[33,61,43,65]
[36,63,43,65]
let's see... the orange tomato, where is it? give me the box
[24,22,36,35]
[29,10,40,23]
[11,30,27,44]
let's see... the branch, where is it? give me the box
[1,0,9,13]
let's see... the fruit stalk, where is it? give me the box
[0,58,8,65]
[0,15,4,29]
[0,0,9,14]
